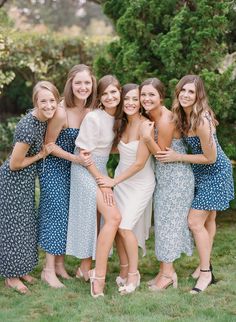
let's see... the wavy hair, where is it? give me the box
[63,64,97,109]
[172,75,218,135]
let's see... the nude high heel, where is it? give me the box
[116,263,128,287]
[149,272,178,292]
[75,267,89,282]
[88,269,105,298]
[119,271,141,294]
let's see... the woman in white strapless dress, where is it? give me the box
[97,84,155,294]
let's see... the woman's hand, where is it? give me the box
[96,176,116,188]
[140,120,154,141]
[155,147,181,162]
[77,150,93,166]
[99,186,115,207]
[38,142,55,159]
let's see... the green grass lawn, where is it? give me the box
[0,210,236,322]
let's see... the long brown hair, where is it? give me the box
[113,83,139,148]
[140,78,166,104]
[96,75,121,109]
[172,75,218,134]
[63,64,97,109]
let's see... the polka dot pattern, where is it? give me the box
[37,128,79,255]
[184,134,235,211]
[0,112,47,278]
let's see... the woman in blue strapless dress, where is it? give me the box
[37,64,97,288]
[156,75,234,294]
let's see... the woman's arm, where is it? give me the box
[45,108,91,166]
[9,142,53,171]
[140,117,175,154]
[96,139,150,187]
[156,120,217,164]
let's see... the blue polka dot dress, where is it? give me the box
[37,128,79,255]
[184,134,234,211]
[0,112,47,278]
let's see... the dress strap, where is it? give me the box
[204,112,214,147]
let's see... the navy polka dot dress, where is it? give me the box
[0,112,47,278]
[37,128,79,255]
[184,134,234,211]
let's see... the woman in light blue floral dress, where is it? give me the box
[0,81,58,294]
[140,78,194,291]
[156,75,234,294]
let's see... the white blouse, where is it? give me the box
[75,109,115,156]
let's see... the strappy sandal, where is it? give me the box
[119,271,140,295]
[5,278,30,295]
[20,274,37,285]
[41,268,65,288]
[190,268,216,294]
[149,272,178,292]
[55,263,72,280]
[88,269,105,298]
[75,267,89,282]
[116,263,128,287]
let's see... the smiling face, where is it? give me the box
[100,84,121,114]
[140,84,162,112]
[72,70,93,102]
[178,82,197,109]
[36,89,57,121]
[123,88,140,116]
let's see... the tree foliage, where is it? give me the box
[95,0,236,122]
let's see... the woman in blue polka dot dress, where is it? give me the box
[37,65,97,288]
[0,81,58,294]
[156,75,234,294]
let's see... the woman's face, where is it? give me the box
[101,84,121,113]
[36,89,57,120]
[72,70,93,102]
[123,88,140,116]
[178,82,196,109]
[140,84,162,112]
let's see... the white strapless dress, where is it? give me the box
[114,140,155,255]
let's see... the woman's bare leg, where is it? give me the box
[115,233,129,279]
[55,255,71,279]
[41,253,64,288]
[118,228,139,285]
[191,210,216,278]
[188,209,213,291]
[92,188,121,294]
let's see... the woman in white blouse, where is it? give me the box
[66,75,122,297]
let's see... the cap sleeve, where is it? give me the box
[13,114,36,146]
[75,111,100,152]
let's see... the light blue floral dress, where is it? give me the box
[154,133,194,262]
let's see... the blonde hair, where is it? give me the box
[63,64,97,109]
[32,81,60,107]
[172,75,218,134]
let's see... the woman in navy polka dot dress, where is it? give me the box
[0,81,59,294]
[37,65,97,288]
[156,75,234,294]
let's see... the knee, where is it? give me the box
[188,217,204,234]
[108,210,121,228]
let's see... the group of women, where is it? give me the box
[0,64,234,298]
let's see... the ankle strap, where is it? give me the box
[120,264,129,268]
[128,271,139,276]
[200,268,211,272]
[160,273,173,280]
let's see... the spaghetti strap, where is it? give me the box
[204,112,214,147]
